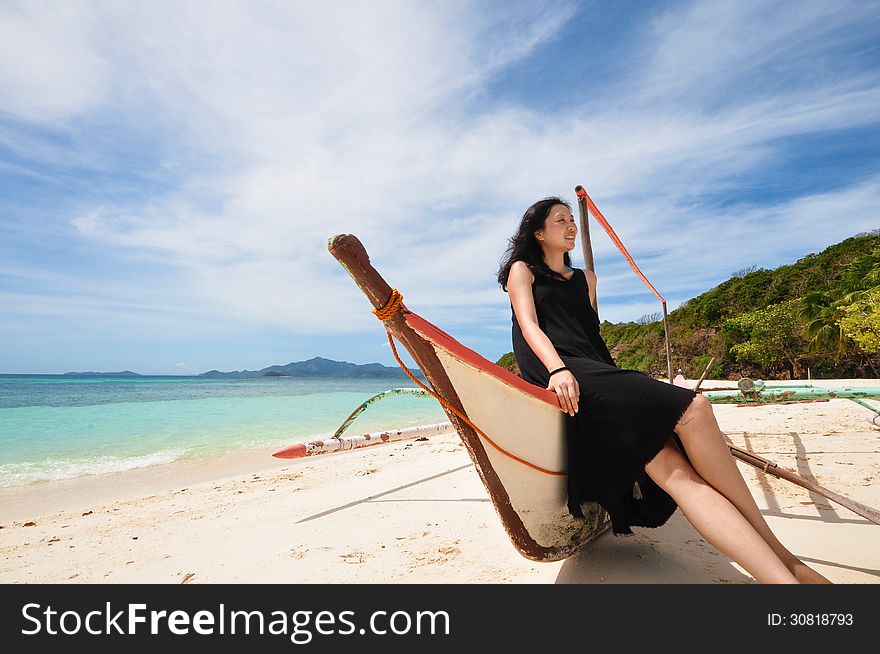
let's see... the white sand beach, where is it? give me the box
[1,379,878,584]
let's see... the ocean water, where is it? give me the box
[0,376,449,488]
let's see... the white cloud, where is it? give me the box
[3,0,879,350]
[0,1,110,122]
[637,0,866,104]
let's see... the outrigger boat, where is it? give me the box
[314,232,610,562]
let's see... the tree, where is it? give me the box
[838,247,880,293]
[837,287,880,353]
[724,299,808,379]
[797,291,856,362]
[496,351,520,376]
[731,265,758,278]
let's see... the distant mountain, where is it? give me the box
[199,356,424,379]
[62,371,143,378]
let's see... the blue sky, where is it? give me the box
[1,0,879,375]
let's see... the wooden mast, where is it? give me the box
[575,185,674,383]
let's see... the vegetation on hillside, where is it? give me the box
[496,230,880,380]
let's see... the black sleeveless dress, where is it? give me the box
[511,266,698,536]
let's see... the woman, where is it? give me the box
[498,196,831,584]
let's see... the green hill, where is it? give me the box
[497,230,880,380]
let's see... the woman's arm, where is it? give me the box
[584,268,598,316]
[508,261,579,415]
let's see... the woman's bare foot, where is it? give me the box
[789,560,832,584]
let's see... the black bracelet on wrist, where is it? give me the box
[548,366,569,377]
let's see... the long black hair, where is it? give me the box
[497,196,573,291]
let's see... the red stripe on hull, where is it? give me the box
[404,312,559,408]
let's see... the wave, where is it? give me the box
[0,449,185,487]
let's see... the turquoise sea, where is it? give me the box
[0,376,448,488]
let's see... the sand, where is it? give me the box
[1,379,878,584]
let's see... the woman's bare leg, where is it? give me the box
[644,440,799,584]
[674,395,831,584]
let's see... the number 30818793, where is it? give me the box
[767,613,853,626]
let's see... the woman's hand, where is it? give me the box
[547,370,579,416]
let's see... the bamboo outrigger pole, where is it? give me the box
[575,185,674,383]
[702,387,880,403]
[330,387,431,439]
[727,443,880,525]
[694,356,716,392]
[273,422,454,459]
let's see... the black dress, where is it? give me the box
[511,266,697,536]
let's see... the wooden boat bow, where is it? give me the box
[327,233,609,561]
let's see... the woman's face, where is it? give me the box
[535,204,577,252]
